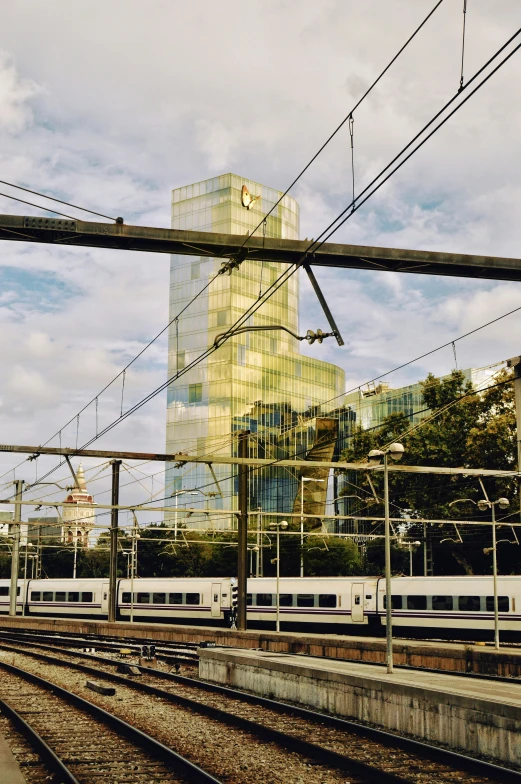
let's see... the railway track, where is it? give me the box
[0,635,517,783]
[0,660,221,784]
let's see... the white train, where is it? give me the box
[0,575,520,640]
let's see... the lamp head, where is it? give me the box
[498,497,510,510]
[280,520,288,529]
[477,500,490,512]
[388,443,404,462]
[367,449,384,465]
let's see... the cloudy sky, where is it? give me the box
[0,0,520,513]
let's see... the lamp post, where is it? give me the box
[300,477,325,577]
[450,495,510,649]
[479,496,509,650]
[269,519,288,632]
[367,443,404,674]
[21,542,34,617]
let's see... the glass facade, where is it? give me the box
[166,174,345,528]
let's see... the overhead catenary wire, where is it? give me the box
[0,178,121,223]
[234,0,446,251]
[9,22,520,495]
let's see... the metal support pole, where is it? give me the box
[409,544,413,577]
[9,480,23,617]
[174,493,178,542]
[492,503,499,650]
[300,478,304,578]
[237,430,250,631]
[508,356,521,525]
[256,509,261,578]
[108,460,121,623]
[384,454,393,674]
[275,527,281,633]
[423,522,427,577]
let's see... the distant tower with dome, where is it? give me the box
[62,464,95,547]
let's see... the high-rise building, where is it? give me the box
[61,464,95,546]
[166,174,345,528]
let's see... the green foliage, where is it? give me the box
[341,369,518,576]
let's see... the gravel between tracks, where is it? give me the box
[0,649,354,784]
[0,712,56,784]
[0,645,504,784]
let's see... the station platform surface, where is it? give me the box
[0,730,27,784]
[2,614,521,676]
[199,646,521,767]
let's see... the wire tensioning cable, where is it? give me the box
[0,178,122,223]
[233,0,445,253]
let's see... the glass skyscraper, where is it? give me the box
[166,174,345,528]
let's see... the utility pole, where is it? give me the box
[9,480,23,616]
[236,430,250,631]
[507,355,521,523]
[108,460,121,623]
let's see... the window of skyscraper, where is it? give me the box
[238,345,246,366]
[217,310,228,327]
[189,383,203,404]
[191,262,200,280]
[295,362,302,378]
[177,350,185,370]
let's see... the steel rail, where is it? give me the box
[0,658,223,784]
[1,636,520,783]
[0,698,81,784]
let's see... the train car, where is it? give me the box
[245,576,377,633]
[22,578,108,619]
[376,575,521,641]
[117,577,235,626]
[0,579,24,615]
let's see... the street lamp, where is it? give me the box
[479,496,509,650]
[450,495,510,649]
[300,477,325,577]
[367,443,405,674]
[268,519,288,632]
[21,542,34,617]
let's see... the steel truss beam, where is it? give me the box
[0,443,518,478]
[2,214,521,281]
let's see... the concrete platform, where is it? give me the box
[2,614,521,675]
[0,731,26,784]
[199,647,521,768]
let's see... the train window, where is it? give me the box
[383,595,402,609]
[319,595,337,608]
[137,593,150,604]
[458,596,481,611]
[153,593,166,604]
[297,594,314,607]
[255,593,272,606]
[81,592,93,603]
[55,592,66,602]
[0,587,8,596]
[486,596,509,612]
[68,592,79,602]
[43,591,53,602]
[280,594,293,606]
[407,596,427,610]
[122,593,131,603]
[30,591,41,601]
[185,593,200,605]
[432,596,453,610]
[169,593,182,604]
[246,593,252,606]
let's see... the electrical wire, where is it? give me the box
[235,0,446,251]
[0,179,120,222]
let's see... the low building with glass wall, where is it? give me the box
[166,174,345,529]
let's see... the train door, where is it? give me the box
[351,583,365,623]
[211,583,221,618]
[101,582,110,615]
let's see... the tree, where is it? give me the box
[341,369,518,576]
